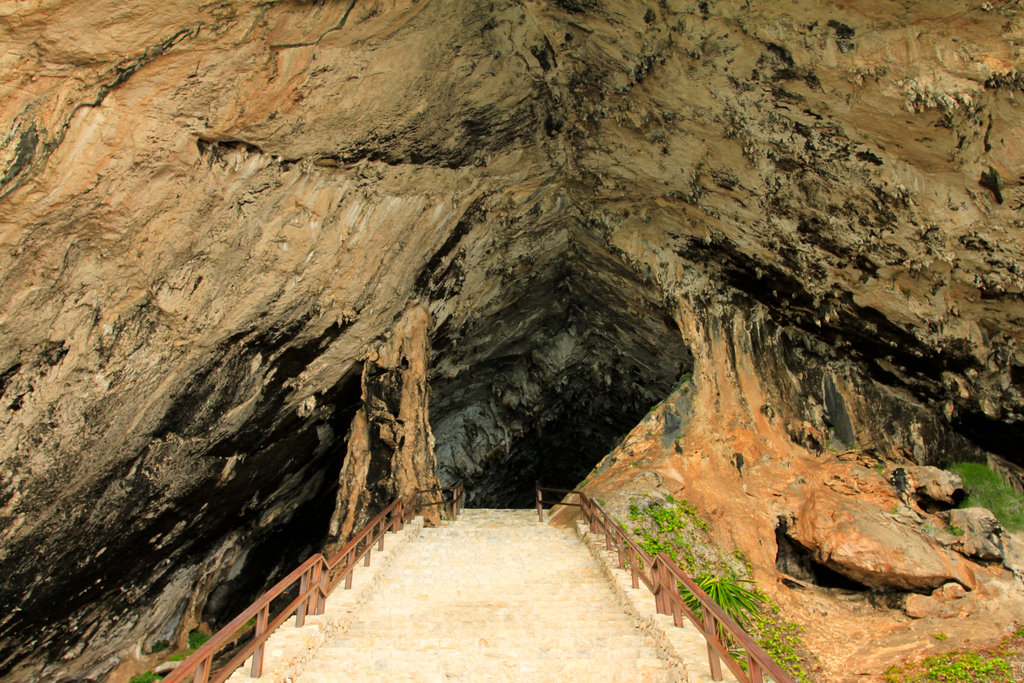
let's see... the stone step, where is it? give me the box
[310,645,662,660]
[297,660,673,683]
[323,634,656,649]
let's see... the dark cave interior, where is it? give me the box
[429,227,693,507]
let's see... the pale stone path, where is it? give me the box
[295,509,674,682]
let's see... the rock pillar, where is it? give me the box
[328,305,441,546]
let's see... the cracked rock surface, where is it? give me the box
[1,0,1023,680]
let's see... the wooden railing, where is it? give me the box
[415,481,465,519]
[536,485,794,683]
[164,483,465,683]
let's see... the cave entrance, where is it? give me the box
[429,229,692,508]
[775,520,869,592]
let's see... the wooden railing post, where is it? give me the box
[703,606,724,681]
[748,655,764,683]
[344,550,354,589]
[250,604,269,677]
[652,558,665,615]
[296,567,310,627]
[314,560,327,614]
[535,482,543,523]
[192,656,210,683]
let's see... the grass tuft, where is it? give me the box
[949,462,1024,531]
[129,673,162,683]
[187,630,211,651]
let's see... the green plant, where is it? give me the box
[949,462,1024,531]
[187,630,210,651]
[625,495,815,681]
[682,574,761,627]
[932,633,948,640]
[946,524,965,537]
[886,623,1023,682]
[885,651,1011,682]
[149,639,169,653]
[748,598,814,683]
[129,673,162,683]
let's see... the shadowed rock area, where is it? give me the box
[0,0,1022,680]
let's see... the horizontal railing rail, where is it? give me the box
[536,485,794,683]
[415,482,465,519]
[164,483,464,683]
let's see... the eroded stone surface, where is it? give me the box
[787,488,976,592]
[941,507,1006,562]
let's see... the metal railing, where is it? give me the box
[164,483,465,683]
[536,485,794,683]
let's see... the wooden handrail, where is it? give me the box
[415,483,465,519]
[536,485,795,683]
[163,484,465,683]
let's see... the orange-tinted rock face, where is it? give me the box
[1,0,1023,680]
[572,299,1024,680]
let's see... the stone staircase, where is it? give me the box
[296,508,671,681]
[224,508,740,683]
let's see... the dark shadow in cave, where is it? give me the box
[775,521,869,592]
[197,368,363,630]
[429,227,693,508]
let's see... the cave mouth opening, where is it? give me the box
[429,229,693,508]
[775,522,870,592]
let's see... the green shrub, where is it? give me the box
[129,672,162,683]
[749,600,814,683]
[623,495,815,681]
[187,630,211,651]
[149,639,169,653]
[885,651,1011,682]
[949,462,1024,531]
[682,574,761,628]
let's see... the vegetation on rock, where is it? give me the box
[883,624,1024,682]
[129,672,163,683]
[625,495,815,681]
[949,463,1024,531]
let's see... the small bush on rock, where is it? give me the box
[949,462,1024,531]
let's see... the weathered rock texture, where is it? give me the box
[0,0,1022,680]
[327,305,440,543]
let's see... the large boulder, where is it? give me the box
[892,466,965,511]
[940,508,1004,562]
[787,490,975,592]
